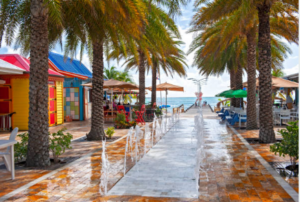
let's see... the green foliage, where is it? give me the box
[114,113,126,122]
[49,128,73,163]
[270,121,298,168]
[154,106,162,116]
[114,113,137,129]
[104,66,135,84]
[225,100,230,107]
[105,127,115,139]
[14,133,29,162]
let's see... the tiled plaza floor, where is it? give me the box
[0,119,114,141]
[0,111,298,201]
[108,119,198,198]
[235,128,299,194]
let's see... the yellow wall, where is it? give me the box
[56,81,64,125]
[12,79,29,130]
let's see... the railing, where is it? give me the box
[185,104,195,112]
[208,104,214,112]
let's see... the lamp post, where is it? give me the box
[188,78,207,107]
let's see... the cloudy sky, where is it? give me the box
[0,1,298,97]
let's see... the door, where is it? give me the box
[48,81,56,126]
[84,87,91,120]
[64,87,80,120]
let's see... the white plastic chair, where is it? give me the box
[0,127,18,171]
[279,110,290,126]
[273,108,280,124]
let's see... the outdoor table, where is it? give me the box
[0,140,17,179]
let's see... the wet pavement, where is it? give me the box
[0,107,297,201]
[108,119,198,198]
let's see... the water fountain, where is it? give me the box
[124,127,134,175]
[100,140,110,195]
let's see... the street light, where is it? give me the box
[188,77,207,106]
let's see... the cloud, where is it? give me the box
[283,64,299,76]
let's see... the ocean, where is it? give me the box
[145,97,223,111]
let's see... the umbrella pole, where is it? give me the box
[166,89,167,116]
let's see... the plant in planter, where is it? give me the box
[155,106,162,117]
[270,121,298,173]
[49,128,73,163]
[114,113,137,129]
[14,133,29,162]
[105,127,115,139]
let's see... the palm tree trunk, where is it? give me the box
[86,40,105,140]
[257,2,275,143]
[246,31,258,129]
[138,49,146,108]
[235,64,243,108]
[151,61,157,105]
[26,0,50,167]
[230,69,236,107]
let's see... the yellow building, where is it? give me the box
[0,54,64,131]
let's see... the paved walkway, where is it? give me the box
[0,107,298,201]
[108,118,198,198]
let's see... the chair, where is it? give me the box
[238,111,247,127]
[117,105,129,122]
[0,127,18,171]
[135,104,145,124]
[279,110,291,126]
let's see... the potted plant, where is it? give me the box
[49,128,73,163]
[270,121,298,175]
[105,127,115,139]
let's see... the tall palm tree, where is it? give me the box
[191,0,297,134]
[0,0,64,167]
[108,3,185,107]
[62,0,147,140]
[135,0,189,108]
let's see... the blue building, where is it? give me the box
[48,52,92,121]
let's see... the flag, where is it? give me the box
[156,70,160,80]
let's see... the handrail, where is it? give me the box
[208,104,214,112]
[185,104,195,112]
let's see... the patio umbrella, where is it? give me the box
[146,82,184,114]
[216,90,234,97]
[243,76,299,89]
[231,90,247,98]
[82,79,138,104]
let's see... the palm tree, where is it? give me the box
[108,3,186,108]
[191,0,297,135]
[0,0,64,167]
[103,66,119,80]
[272,69,285,77]
[62,0,147,140]
[135,0,189,108]
[104,66,135,83]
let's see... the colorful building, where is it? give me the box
[0,54,65,130]
[48,52,92,121]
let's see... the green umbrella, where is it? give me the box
[231,89,247,98]
[216,90,234,97]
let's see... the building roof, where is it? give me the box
[0,59,24,75]
[48,52,92,79]
[0,54,63,77]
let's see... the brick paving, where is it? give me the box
[0,108,297,201]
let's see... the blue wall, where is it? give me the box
[63,78,91,121]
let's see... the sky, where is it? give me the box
[0,1,298,97]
